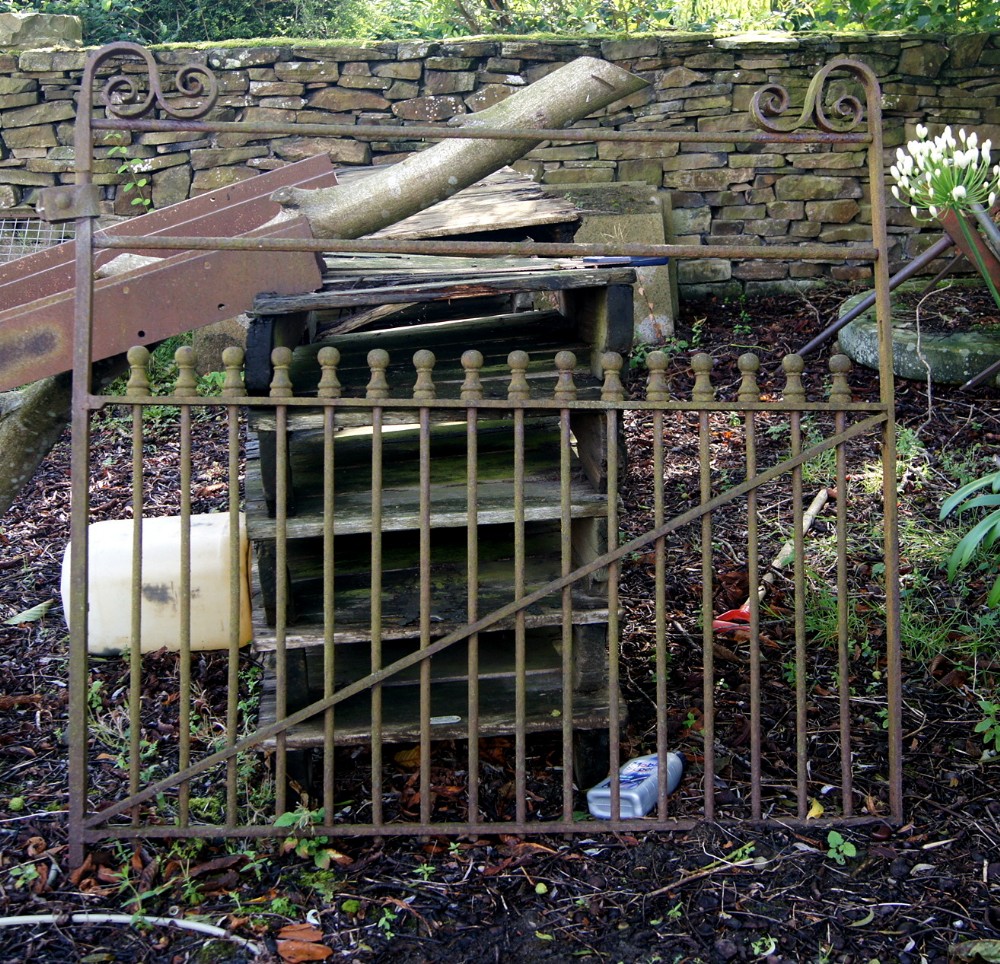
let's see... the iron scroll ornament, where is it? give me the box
[86,41,218,120]
[750,57,876,134]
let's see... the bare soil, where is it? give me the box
[2,282,1000,963]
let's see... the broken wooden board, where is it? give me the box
[333,166,582,241]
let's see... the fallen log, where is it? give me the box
[270,57,648,239]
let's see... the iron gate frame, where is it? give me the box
[51,43,902,866]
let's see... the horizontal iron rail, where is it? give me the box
[83,813,891,841]
[91,117,873,145]
[93,233,879,263]
[92,393,890,414]
[83,409,887,831]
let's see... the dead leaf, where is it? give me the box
[69,854,94,887]
[278,923,325,942]
[950,939,1000,962]
[394,746,421,768]
[276,939,333,962]
[25,837,47,857]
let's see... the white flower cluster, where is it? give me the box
[890,124,1000,221]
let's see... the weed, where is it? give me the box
[109,144,153,211]
[275,804,350,870]
[751,935,777,956]
[413,862,435,881]
[940,467,1000,606]
[269,895,298,918]
[975,699,1000,754]
[377,906,399,938]
[825,830,856,865]
[9,864,40,890]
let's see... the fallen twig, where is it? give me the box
[0,913,263,955]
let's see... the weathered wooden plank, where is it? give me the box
[248,415,588,517]
[332,166,581,241]
[257,667,619,748]
[253,265,635,314]
[246,464,607,539]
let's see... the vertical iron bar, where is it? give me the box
[418,402,432,828]
[646,353,670,817]
[367,349,389,829]
[866,75,904,821]
[67,54,98,869]
[738,354,763,820]
[602,356,622,823]
[514,405,527,826]
[223,350,243,829]
[692,354,715,821]
[831,357,854,816]
[129,404,143,826]
[318,341,342,826]
[561,405,574,819]
[323,399,336,822]
[746,409,762,820]
[557,366,575,823]
[270,347,293,817]
[462,351,483,829]
[784,357,808,819]
[177,378,192,828]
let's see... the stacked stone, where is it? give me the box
[1,22,999,298]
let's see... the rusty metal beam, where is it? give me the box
[0,155,338,393]
[0,214,323,392]
[0,154,336,312]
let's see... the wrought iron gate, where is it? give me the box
[48,44,901,865]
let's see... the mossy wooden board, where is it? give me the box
[257,662,620,747]
[251,526,611,641]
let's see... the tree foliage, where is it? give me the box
[2,0,997,46]
[0,0,373,44]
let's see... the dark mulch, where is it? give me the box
[3,282,1000,963]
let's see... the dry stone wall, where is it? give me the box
[1,31,999,299]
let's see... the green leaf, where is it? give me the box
[4,599,54,625]
[273,811,299,827]
[940,470,1000,519]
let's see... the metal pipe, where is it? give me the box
[797,232,956,357]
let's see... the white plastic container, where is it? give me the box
[586,752,684,819]
[61,513,252,655]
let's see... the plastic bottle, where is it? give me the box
[586,752,685,819]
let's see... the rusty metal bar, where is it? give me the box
[90,115,872,145]
[738,355,763,821]
[647,353,670,818]
[416,353,434,828]
[176,349,195,828]
[129,402,143,826]
[223,350,244,829]
[832,361,854,817]
[93,233,879,264]
[558,361,575,822]
[868,94,905,825]
[84,811,889,842]
[510,357,528,827]
[67,49,101,867]
[692,354,715,821]
[781,356,809,819]
[83,411,891,830]
[603,356,623,821]
[270,347,293,817]
[462,350,483,829]
[367,350,388,829]
[321,351,338,822]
